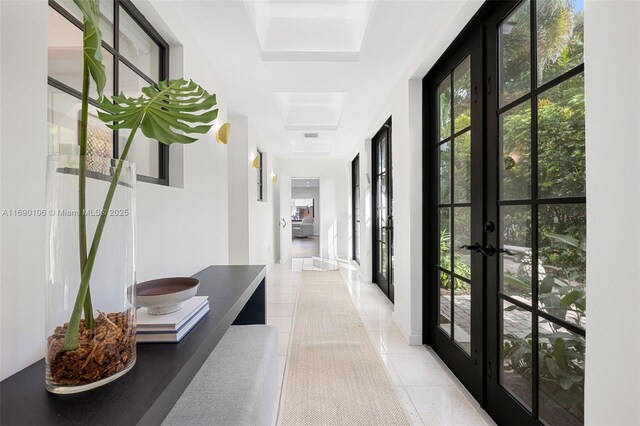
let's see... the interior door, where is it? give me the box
[279,174,292,264]
[372,120,394,302]
[425,30,484,400]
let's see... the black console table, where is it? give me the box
[0,265,266,426]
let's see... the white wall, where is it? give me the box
[277,159,349,260]
[346,0,483,347]
[248,124,276,268]
[291,186,320,236]
[584,1,640,424]
[0,0,230,380]
[227,115,250,264]
[347,78,423,345]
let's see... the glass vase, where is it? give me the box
[45,155,137,394]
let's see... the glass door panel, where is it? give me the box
[491,1,586,425]
[373,120,393,301]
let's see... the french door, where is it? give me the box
[372,119,394,302]
[425,1,586,425]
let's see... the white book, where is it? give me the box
[136,296,209,332]
[137,304,210,343]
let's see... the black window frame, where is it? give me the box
[352,154,360,264]
[256,149,264,202]
[48,0,171,186]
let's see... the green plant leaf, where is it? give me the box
[503,273,531,291]
[561,290,582,307]
[98,79,218,145]
[540,275,555,294]
[546,232,586,252]
[73,0,106,98]
[545,358,561,378]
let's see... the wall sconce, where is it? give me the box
[251,155,260,169]
[272,174,278,183]
[216,122,230,144]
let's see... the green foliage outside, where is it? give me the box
[437,1,586,423]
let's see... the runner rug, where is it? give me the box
[281,270,410,425]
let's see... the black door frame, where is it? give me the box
[372,118,394,302]
[423,24,485,402]
[423,1,586,425]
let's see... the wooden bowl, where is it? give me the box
[135,277,200,315]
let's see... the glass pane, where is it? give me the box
[381,243,388,277]
[380,140,387,175]
[438,142,451,203]
[538,204,586,328]
[538,74,585,198]
[453,207,471,280]
[499,0,531,106]
[500,102,531,200]
[118,62,159,178]
[48,86,113,158]
[453,131,471,203]
[438,272,452,336]
[438,208,451,270]
[55,0,115,47]
[538,320,585,426]
[500,205,532,304]
[537,0,584,85]
[453,56,471,133]
[438,75,452,141]
[453,278,471,354]
[501,300,533,411]
[48,7,114,99]
[119,6,160,82]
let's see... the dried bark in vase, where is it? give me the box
[47,310,136,386]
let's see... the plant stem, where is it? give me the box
[62,116,141,351]
[78,61,95,329]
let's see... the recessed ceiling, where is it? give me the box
[274,92,345,130]
[243,0,375,61]
[163,1,472,159]
[290,139,332,155]
[292,178,320,188]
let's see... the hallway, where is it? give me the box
[291,237,320,259]
[267,260,493,425]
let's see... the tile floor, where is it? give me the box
[267,258,495,426]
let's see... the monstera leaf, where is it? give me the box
[98,79,218,145]
[73,0,106,97]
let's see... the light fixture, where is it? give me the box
[216,122,230,144]
[251,155,260,169]
[272,174,278,183]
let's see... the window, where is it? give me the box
[256,149,264,201]
[47,0,170,185]
[352,154,360,264]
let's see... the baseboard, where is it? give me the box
[407,334,423,346]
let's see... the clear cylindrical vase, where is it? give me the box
[45,155,137,394]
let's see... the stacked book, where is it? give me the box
[136,296,210,343]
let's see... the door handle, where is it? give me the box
[460,243,483,254]
[281,218,286,229]
[460,244,516,257]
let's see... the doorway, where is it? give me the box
[291,178,320,258]
[424,1,586,425]
[372,118,394,302]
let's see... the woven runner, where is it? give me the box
[281,270,410,425]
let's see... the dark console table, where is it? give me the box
[0,265,266,426]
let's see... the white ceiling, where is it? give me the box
[163,0,468,159]
[292,178,320,188]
